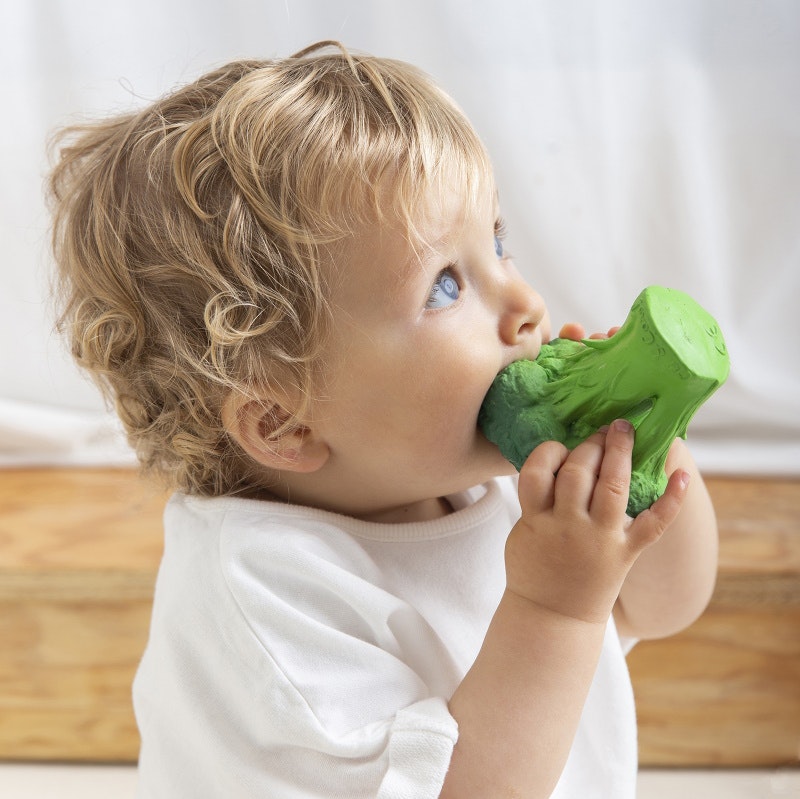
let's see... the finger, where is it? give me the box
[630,468,690,547]
[588,326,621,340]
[552,429,608,513]
[558,322,586,341]
[518,440,569,515]
[590,419,635,522]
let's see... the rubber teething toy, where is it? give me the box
[478,285,730,515]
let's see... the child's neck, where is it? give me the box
[357,495,454,524]
[244,481,455,525]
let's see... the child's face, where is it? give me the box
[308,174,551,521]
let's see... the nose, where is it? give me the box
[498,271,548,346]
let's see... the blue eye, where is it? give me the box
[426,268,460,308]
[494,235,504,258]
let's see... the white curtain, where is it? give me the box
[2,0,798,472]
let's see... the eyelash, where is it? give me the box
[426,266,460,308]
[495,217,509,257]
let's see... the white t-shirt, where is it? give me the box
[133,477,637,798]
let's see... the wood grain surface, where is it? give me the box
[0,468,798,764]
[0,469,165,760]
[629,476,800,767]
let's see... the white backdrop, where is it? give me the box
[2,0,798,473]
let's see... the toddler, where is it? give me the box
[49,41,718,799]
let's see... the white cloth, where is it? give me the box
[133,477,637,798]
[3,2,800,475]
[0,399,136,467]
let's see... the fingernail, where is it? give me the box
[613,419,633,434]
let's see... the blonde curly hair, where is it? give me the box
[48,41,492,496]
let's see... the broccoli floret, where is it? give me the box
[478,286,730,516]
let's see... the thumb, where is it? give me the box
[630,469,690,548]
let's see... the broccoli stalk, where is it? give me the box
[478,285,730,516]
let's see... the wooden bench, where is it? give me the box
[0,468,798,765]
[629,477,800,767]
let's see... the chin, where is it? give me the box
[472,445,517,483]
[492,459,518,479]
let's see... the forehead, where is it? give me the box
[330,180,498,312]
[324,165,498,305]
[398,169,499,270]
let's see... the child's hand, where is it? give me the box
[505,420,689,625]
[558,322,621,341]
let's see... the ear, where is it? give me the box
[221,393,330,474]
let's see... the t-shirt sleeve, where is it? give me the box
[223,526,460,797]
[376,698,458,798]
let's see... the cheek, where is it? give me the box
[370,362,473,439]
[326,323,493,444]
[412,358,490,434]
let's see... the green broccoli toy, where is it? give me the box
[478,285,730,516]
